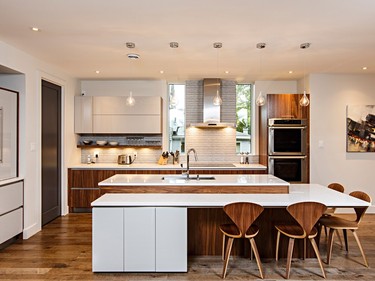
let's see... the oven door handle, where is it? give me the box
[268,155,307,159]
[269,126,306,129]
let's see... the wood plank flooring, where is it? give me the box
[0,213,374,280]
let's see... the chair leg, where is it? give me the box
[343,229,348,251]
[335,229,343,248]
[222,234,226,261]
[326,228,336,265]
[275,230,280,261]
[285,238,295,279]
[310,238,326,279]
[351,230,369,267]
[324,225,328,237]
[222,237,234,278]
[249,238,264,279]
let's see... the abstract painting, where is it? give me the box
[347,105,375,152]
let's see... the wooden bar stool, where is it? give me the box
[219,202,264,279]
[319,191,371,267]
[322,183,345,246]
[275,201,327,279]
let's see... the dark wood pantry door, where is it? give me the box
[41,80,61,226]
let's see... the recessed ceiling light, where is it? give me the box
[127,53,140,59]
[362,66,368,70]
[95,70,100,74]
[31,27,40,32]
[160,70,164,74]
[289,70,293,74]
[225,70,229,74]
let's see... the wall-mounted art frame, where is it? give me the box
[0,87,19,181]
[347,105,375,152]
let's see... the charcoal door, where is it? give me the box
[42,80,61,225]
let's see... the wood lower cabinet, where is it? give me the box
[68,168,266,212]
[92,207,187,272]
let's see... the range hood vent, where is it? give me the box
[190,79,234,128]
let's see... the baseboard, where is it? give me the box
[22,222,41,239]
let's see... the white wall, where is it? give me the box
[310,74,375,213]
[0,40,79,239]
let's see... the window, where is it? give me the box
[236,84,252,154]
[168,84,185,153]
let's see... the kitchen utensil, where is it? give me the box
[82,140,92,145]
[118,154,136,165]
[109,141,119,146]
[96,140,108,146]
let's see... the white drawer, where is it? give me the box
[0,207,23,244]
[0,181,23,215]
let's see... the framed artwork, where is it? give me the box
[346,105,375,152]
[0,87,19,181]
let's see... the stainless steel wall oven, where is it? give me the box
[268,119,308,183]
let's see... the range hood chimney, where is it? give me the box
[190,79,234,128]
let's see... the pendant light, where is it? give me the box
[126,42,138,107]
[213,42,223,106]
[255,43,266,106]
[299,43,310,107]
[126,91,135,106]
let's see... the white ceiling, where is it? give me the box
[1,0,375,82]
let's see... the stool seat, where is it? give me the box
[275,225,318,239]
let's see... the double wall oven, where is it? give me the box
[268,118,308,183]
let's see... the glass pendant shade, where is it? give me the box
[256,91,266,106]
[126,91,135,106]
[299,91,310,107]
[213,90,222,105]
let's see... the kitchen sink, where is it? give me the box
[161,175,216,181]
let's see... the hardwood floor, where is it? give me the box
[0,213,374,280]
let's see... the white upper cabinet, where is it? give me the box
[74,96,93,134]
[75,96,162,134]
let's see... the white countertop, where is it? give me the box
[92,184,371,208]
[68,163,267,170]
[98,174,287,186]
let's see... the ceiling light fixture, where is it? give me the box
[213,42,223,106]
[126,42,135,48]
[362,66,368,70]
[127,53,140,60]
[95,70,100,74]
[169,42,179,48]
[126,91,135,106]
[31,27,40,32]
[255,42,266,106]
[289,70,293,74]
[299,43,310,107]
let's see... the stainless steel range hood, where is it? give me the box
[190,78,234,128]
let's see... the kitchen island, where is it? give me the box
[91,175,370,272]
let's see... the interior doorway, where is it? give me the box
[41,80,61,226]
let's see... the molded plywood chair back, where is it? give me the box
[220,202,264,279]
[275,201,327,279]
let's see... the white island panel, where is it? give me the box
[156,208,187,272]
[92,208,124,272]
[124,207,156,272]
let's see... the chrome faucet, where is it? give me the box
[186,148,198,179]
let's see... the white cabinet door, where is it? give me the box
[0,181,23,215]
[92,208,124,272]
[0,207,23,244]
[93,115,161,134]
[74,96,93,133]
[124,207,156,271]
[156,207,187,272]
[93,96,161,115]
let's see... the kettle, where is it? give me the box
[118,154,136,165]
